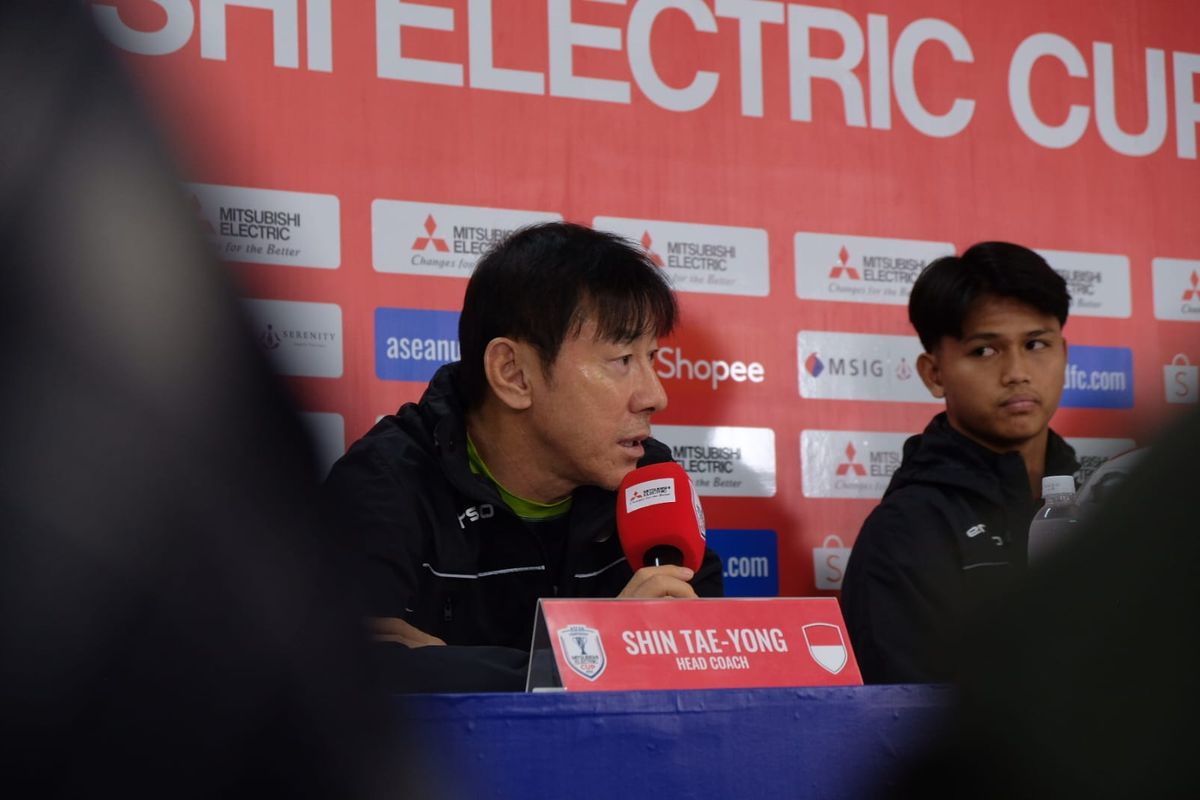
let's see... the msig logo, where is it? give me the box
[1060,345,1134,409]
[706,529,778,597]
[375,308,461,382]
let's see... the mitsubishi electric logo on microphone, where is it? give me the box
[625,478,676,512]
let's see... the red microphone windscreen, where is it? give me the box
[616,462,706,572]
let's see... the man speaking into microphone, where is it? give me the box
[324,222,723,692]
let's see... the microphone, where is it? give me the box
[616,462,706,572]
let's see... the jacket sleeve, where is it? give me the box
[693,546,724,597]
[325,442,541,692]
[322,437,429,621]
[841,502,960,684]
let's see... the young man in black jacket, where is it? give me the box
[841,242,1078,684]
[324,222,723,691]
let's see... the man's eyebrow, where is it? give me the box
[961,328,1056,343]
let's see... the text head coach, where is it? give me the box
[324,222,724,692]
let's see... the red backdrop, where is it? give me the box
[91,0,1200,595]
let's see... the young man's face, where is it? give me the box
[918,294,1067,452]
[526,316,668,495]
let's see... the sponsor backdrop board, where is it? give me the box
[96,0,1199,595]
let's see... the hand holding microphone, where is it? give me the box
[615,462,707,599]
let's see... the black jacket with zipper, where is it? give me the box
[323,362,724,690]
[840,412,1078,684]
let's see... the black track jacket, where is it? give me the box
[324,363,724,691]
[841,413,1078,684]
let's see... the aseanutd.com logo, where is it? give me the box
[375,308,461,382]
[594,215,769,297]
[795,232,952,307]
[1060,346,1134,409]
[373,200,560,278]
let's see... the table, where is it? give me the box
[394,684,952,798]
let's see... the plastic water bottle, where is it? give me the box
[1028,475,1079,565]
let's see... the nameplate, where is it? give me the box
[526,598,862,692]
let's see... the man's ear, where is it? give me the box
[482,337,534,411]
[916,349,945,399]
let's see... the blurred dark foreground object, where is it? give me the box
[902,407,1200,798]
[0,2,415,797]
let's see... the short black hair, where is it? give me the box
[908,241,1070,352]
[457,222,677,408]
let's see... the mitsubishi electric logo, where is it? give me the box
[373,200,561,278]
[835,443,866,476]
[1152,258,1200,322]
[640,231,665,266]
[1067,437,1139,485]
[411,214,450,252]
[828,246,861,280]
[802,430,909,498]
[625,478,676,511]
[594,215,769,297]
[188,183,340,269]
[653,424,776,497]
[1037,249,1131,318]
[1184,271,1200,302]
[796,232,952,307]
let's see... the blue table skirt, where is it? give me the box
[394,684,953,799]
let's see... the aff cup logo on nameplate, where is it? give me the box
[557,624,607,681]
[802,623,848,674]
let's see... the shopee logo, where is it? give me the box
[655,346,765,391]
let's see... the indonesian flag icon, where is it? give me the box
[802,623,848,674]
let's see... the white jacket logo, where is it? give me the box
[457,504,494,528]
[965,523,986,538]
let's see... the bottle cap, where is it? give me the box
[1042,475,1076,497]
